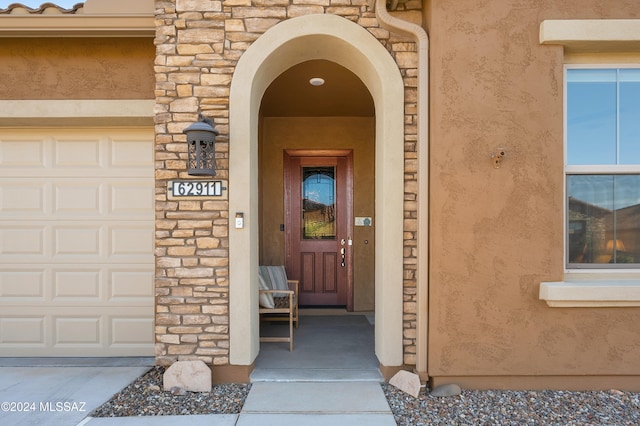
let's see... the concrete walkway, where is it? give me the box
[0,366,395,425]
[0,315,396,425]
[236,381,395,425]
[0,365,151,426]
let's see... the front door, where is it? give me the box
[284,150,353,309]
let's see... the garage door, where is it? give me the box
[0,128,154,356]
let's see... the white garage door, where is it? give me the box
[0,128,154,356]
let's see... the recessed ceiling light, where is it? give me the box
[309,77,325,86]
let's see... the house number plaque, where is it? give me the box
[170,180,226,198]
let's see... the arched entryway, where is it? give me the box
[228,13,404,370]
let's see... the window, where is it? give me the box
[302,166,336,240]
[566,68,640,269]
[539,21,640,307]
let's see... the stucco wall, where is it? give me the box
[259,116,376,311]
[428,0,640,386]
[0,38,154,100]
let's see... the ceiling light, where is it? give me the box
[309,77,325,86]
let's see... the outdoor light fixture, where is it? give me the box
[183,113,219,176]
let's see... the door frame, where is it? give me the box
[228,13,405,368]
[284,149,354,310]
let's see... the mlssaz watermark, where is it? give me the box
[1,401,86,412]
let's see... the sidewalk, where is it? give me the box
[0,365,150,426]
[234,381,396,425]
[0,366,396,426]
[1,316,395,425]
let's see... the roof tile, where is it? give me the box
[0,2,84,15]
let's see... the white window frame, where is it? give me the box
[564,65,640,271]
[540,62,640,307]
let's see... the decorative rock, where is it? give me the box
[163,360,212,392]
[170,386,187,396]
[389,370,422,398]
[430,383,462,397]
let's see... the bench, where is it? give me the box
[258,265,299,351]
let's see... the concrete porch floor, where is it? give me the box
[251,312,383,382]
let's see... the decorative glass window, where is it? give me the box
[566,68,640,268]
[302,166,336,240]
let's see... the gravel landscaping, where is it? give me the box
[92,366,640,425]
[91,366,250,417]
[382,384,640,425]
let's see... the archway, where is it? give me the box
[229,13,404,369]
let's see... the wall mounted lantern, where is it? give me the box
[183,113,219,176]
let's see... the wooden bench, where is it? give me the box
[258,266,299,351]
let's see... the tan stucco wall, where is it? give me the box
[0,38,154,100]
[428,0,640,386]
[259,116,375,311]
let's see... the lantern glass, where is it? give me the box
[184,117,218,176]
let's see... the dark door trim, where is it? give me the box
[284,149,354,311]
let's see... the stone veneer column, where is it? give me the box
[154,0,421,369]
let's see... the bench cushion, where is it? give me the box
[259,265,290,297]
[258,273,274,309]
[266,265,290,297]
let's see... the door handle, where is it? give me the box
[341,247,345,267]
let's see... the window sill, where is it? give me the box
[539,280,640,307]
[540,19,640,53]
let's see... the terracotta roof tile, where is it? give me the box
[0,2,84,15]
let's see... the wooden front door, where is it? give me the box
[284,150,353,309]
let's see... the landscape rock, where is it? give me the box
[170,386,187,396]
[163,360,212,392]
[389,370,422,398]
[430,383,462,397]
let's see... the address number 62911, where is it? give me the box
[171,180,224,197]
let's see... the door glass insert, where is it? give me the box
[302,166,336,239]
